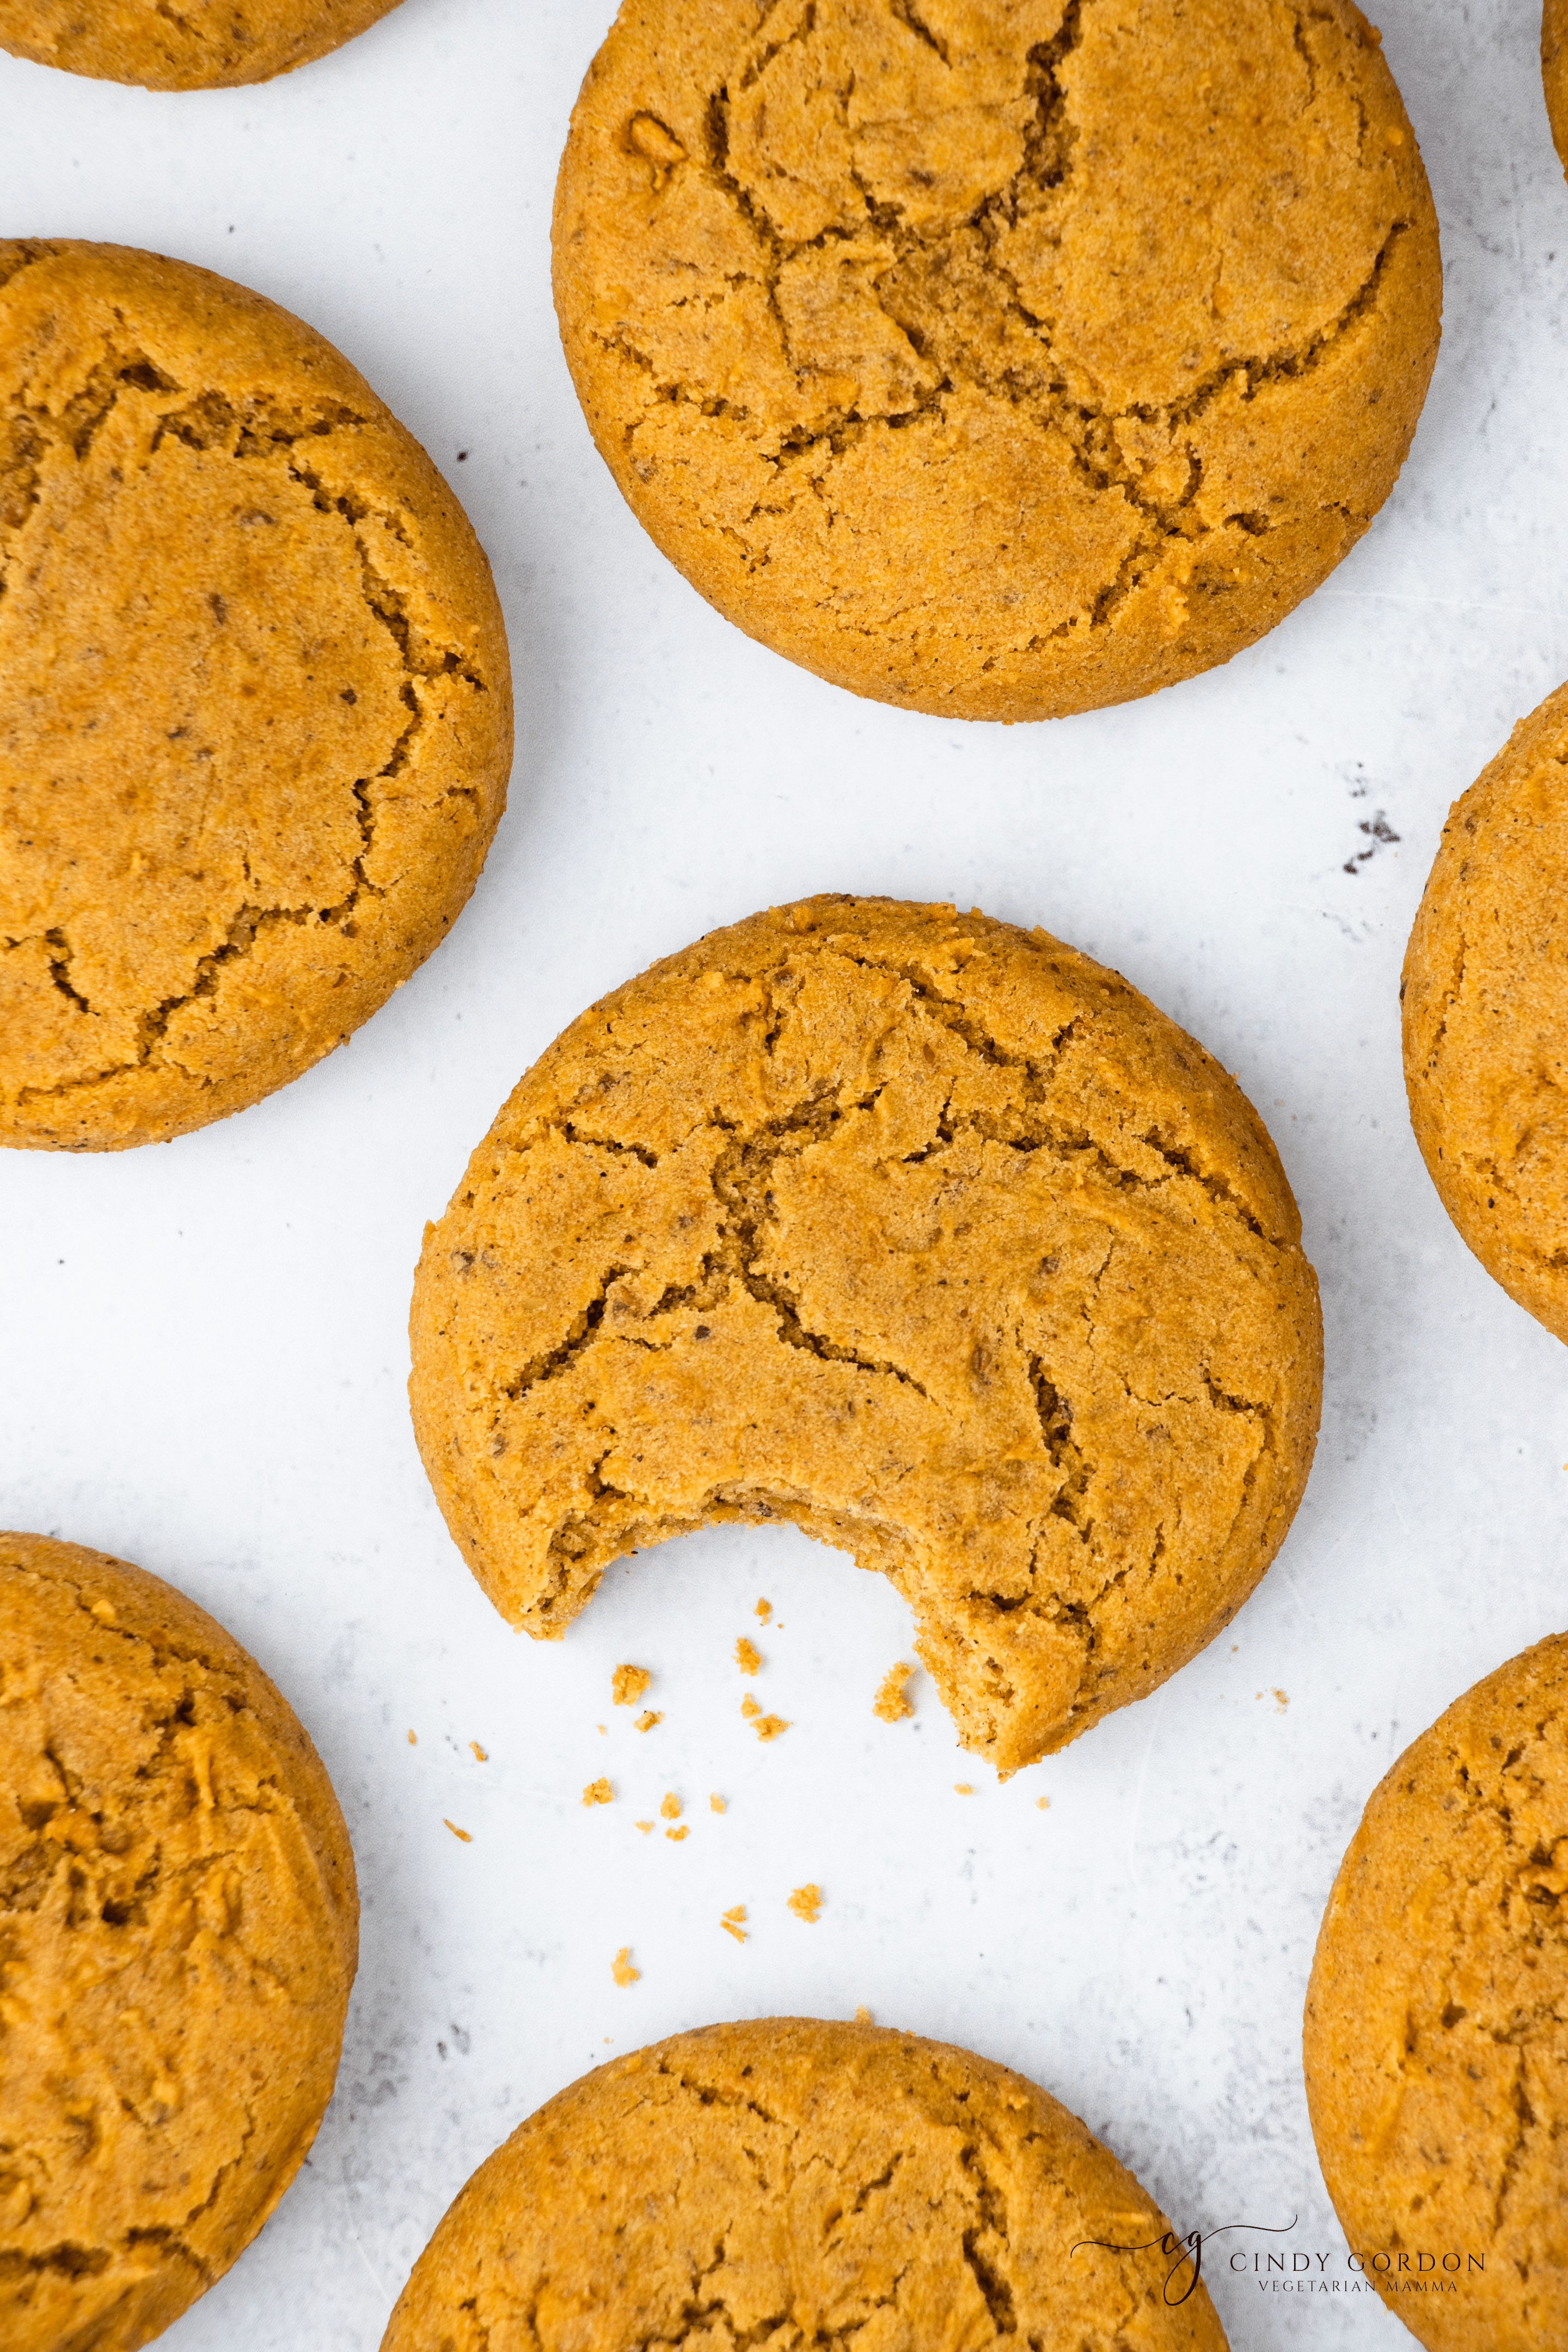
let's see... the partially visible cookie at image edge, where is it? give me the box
[552,0,1442,723]
[1546,0,1568,175]
[1402,681,1568,1344]
[409,895,1323,1777]
[1,1531,359,2352]
[0,240,512,1152]
[0,0,403,88]
[381,2017,1229,2350]
[1304,1632,1568,2351]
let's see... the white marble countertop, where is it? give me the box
[2,2,1565,2344]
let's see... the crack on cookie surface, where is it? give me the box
[1307,1639,1568,2342]
[383,2023,1224,2351]
[0,1536,354,2344]
[557,0,1437,714]
[0,245,506,1144]
[414,901,1319,1771]
[0,0,402,90]
[707,1101,937,1400]
[1403,694,1568,1342]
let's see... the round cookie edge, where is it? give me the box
[0,0,406,90]
[1,1529,360,2350]
[1401,681,1568,1346]
[379,2016,1230,2351]
[549,0,1442,722]
[407,893,1323,1771]
[1303,1628,1568,2348]
[0,239,514,1153]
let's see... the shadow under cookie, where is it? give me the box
[409,895,1323,1777]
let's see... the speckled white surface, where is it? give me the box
[2,2,1566,2344]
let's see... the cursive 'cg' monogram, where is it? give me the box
[1071,2215,1299,2306]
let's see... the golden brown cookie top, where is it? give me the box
[1304,1633,1568,2351]
[0,0,402,88]
[1547,0,1568,176]
[410,896,1322,1775]
[552,0,1441,720]
[0,241,511,1152]
[382,2018,1229,2350]
[1402,682,1568,1344]
[0,1532,358,2352]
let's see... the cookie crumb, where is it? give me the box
[720,1904,748,1944]
[444,1819,471,1843]
[407,1729,417,1745]
[469,1741,488,1762]
[735,1636,762,1675]
[659,1792,682,1820]
[582,1778,614,1806]
[874,1662,915,1722]
[611,1946,639,1987]
[597,1722,607,1732]
[709,1792,726,1813]
[741,1695,759,1719]
[1273,1688,1289,1711]
[854,2005,873,2023]
[755,1597,771,1621]
[612,1664,651,1707]
[634,1710,662,1733]
[954,1782,975,1795]
[666,1825,689,1842]
[787,1883,822,1924]
[635,1820,654,1834]
[744,1703,789,1741]
[1036,1796,1051,1810]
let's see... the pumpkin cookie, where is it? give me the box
[382,2017,1228,2350]
[410,896,1322,1776]
[1402,681,1568,1344]
[1304,1633,1568,2350]
[0,0,402,88]
[552,0,1441,722]
[1547,0,1568,176]
[0,241,512,1152]
[1,1532,359,2352]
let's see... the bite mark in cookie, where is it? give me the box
[410,896,1322,1775]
